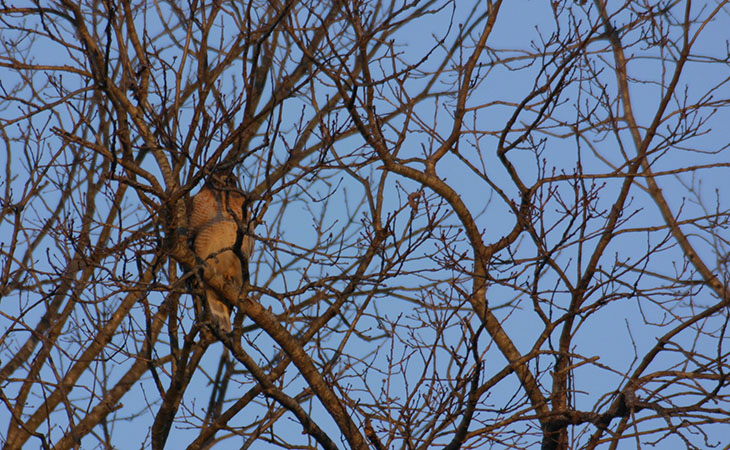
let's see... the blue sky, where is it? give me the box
[1,1,729,448]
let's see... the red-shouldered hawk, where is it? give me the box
[189,175,253,332]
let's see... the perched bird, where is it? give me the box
[189,173,253,332]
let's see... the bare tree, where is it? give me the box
[1,1,729,449]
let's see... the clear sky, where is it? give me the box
[1,1,729,449]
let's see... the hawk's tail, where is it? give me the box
[205,290,232,333]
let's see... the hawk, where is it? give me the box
[189,174,253,332]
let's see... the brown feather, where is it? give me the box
[189,183,252,332]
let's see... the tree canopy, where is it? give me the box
[1,1,729,449]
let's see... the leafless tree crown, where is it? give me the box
[1,1,729,449]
